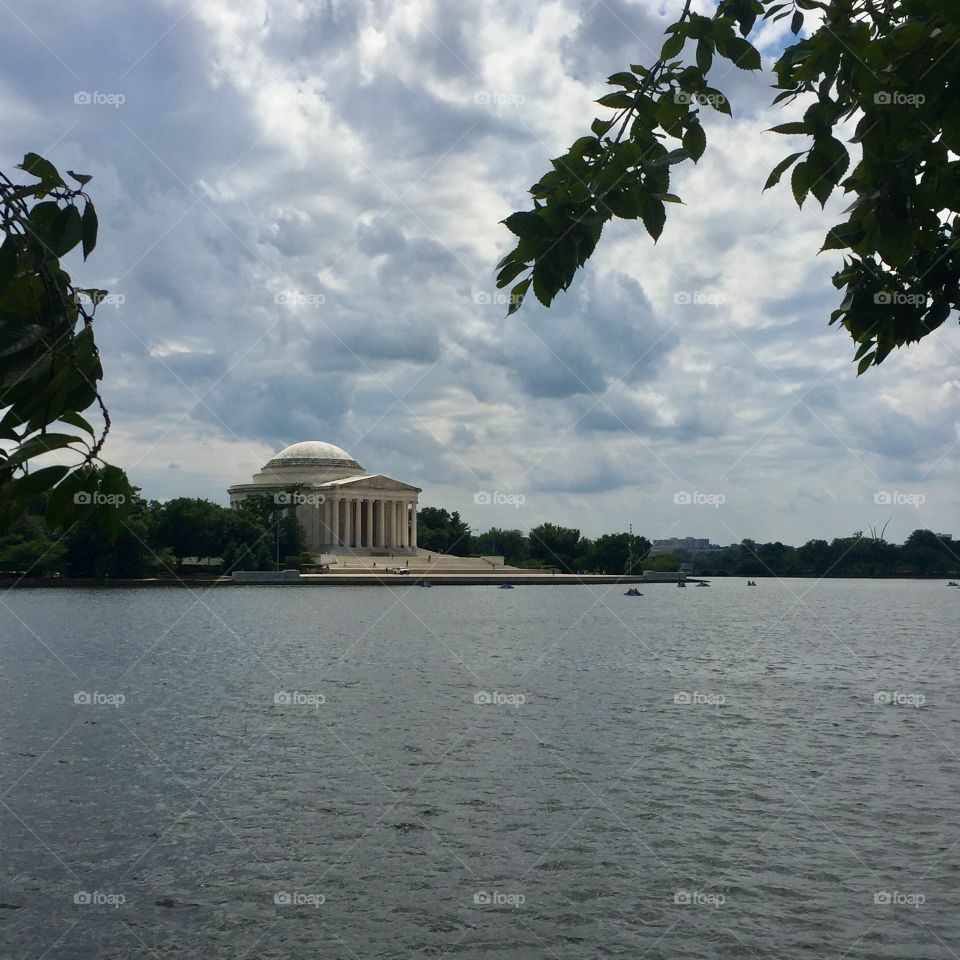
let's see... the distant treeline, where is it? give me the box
[1,488,956,579]
[0,489,310,578]
[417,509,960,578]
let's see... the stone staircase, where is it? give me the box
[314,549,521,574]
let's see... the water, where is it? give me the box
[1,579,959,958]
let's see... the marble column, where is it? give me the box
[376,500,385,547]
[352,497,361,547]
[364,499,372,548]
[400,502,408,548]
[332,498,341,546]
[410,502,417,549]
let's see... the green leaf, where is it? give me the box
[506,278,530,316]
[496,258,529,288]
[591,117,614,137]
[81,201,98,260]
[58,410,96,436]
[596,92,634,109]
[653,193,684,203]
[607,72,639,90]
[642,198,666,241]
[67,169,93,186]
[8,464,70,499]
[857,352,876,375]
[502,212,554,242]
[51,205,83,257]
[769,122,811,135]
[763,152,804,190]
[8,432,83,466]
[791,161,810,207]
[790,9,804,34]
[682,123,707,162]
[705,88,732,116]
[660,33,685,59]
[18,153,63,185]
[0,237,17,292]
[696,39,713,73]
[723,36,761,71]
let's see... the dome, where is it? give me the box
[265,440,363,472]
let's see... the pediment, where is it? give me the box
[319,474,421,492]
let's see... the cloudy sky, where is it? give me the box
[3,0,958,546]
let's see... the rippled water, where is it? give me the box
[2,579,959,958]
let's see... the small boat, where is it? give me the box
[499,583,514,590]
[695,582,710,587]
[419,581,432,588]
[948,582,958,587]
[624,587,642,596]
[677,580,686,588]
[747,580,757,586]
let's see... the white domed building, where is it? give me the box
[228,441,421,555]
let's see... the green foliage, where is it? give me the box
[470,527,530,565]
[60,481,158,578]
[689,530,957,577]
[586,531,652,574]
[0,507,65,576]
[0,153,132,536]
[528,522,584,572]
[417,506,472,555]
[498,0,960,372]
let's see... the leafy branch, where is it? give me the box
[0,153,132,537]
[498,0,960,374]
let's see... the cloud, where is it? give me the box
[3,0,958,543]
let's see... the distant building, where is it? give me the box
[649,537,724,556]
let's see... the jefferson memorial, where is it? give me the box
[228,441,421,555]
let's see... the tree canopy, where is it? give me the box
[497,0,959,374]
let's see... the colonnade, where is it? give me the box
[313,497,417,550]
